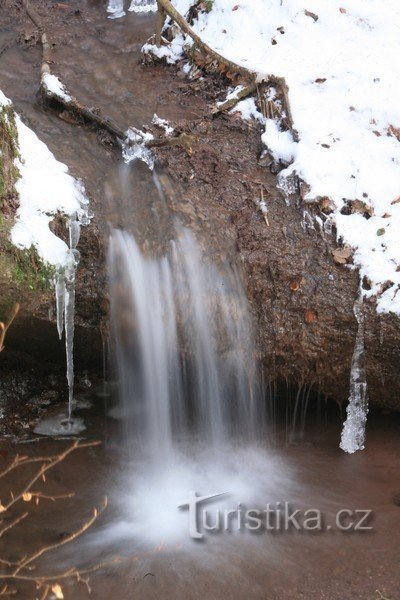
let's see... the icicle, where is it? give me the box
[55,272,65,340]
[277,170,298,206]
[64,250,77,420]
[128,0,157,13]
[107,0,126,19]
[53,195,90,425]
[340,298,369,454]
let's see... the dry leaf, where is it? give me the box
[290,280,300,291]
[51,584,64,599]
[319,196,334,213]
[339,7,347,13]
[232,5,239,10]
[332,246,352,264]
[388,124,400,141]
[305,309,317,323]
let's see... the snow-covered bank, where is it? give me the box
[0,90,88,267]
[148,0,400,314]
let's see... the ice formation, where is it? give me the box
[1,89,90,428]
[340,299,369,454]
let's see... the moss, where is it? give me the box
[0,103,20,210]
[12,246,54,291]
[203,0,214,12]
[0,214,53,298]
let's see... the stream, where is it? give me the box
[0,2,399,599]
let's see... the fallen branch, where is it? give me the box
[212,82,257,115]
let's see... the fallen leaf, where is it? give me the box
[290,280,300,291]
[339,7,347,13]
[232,5,239,10]
[351,200,374,216]
[51,584,64,599]
[388,124,400,141]
[332,246,352,264]
[377,228,385,236]
[320,196,334,213]
[305,309,317,323]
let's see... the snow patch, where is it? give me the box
[163,0,400,314]
[262,119,296,164]
[41,73,72,103]
[10,112,88,266]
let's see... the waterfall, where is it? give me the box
[108,228,261,460]
[340,298,369,454]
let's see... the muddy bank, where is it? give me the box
[0,0,399,421]
[153,108,400,411]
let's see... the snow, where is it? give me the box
[262,119,296,164]
[152,113,174,136]
[232,98,264,123]
[158,0,400,314]
[41,73,72,103]
[0,91,88,267]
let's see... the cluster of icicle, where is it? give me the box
[340,298,369,454]
[55,188,91,422]
[107,0,157,19]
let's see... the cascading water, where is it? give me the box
[108,227,262,461]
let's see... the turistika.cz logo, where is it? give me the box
[178,491,373,539]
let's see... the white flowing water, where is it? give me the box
[340,298,369,454]
[108,227,262,461]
